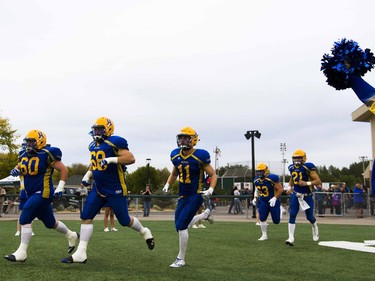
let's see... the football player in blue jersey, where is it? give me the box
[285,149,321,246]
[4,130,79,262]
[252,163,283,241]
[163,127,217,268]
[61,117,154,264]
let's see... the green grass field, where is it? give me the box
[0,219,374,281]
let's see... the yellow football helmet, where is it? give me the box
[292,149,307,165]
[91,117,114,141]
[255,163,269,178]
[176,127,199,149]
[25,129,47,152]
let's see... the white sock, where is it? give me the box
[18,224,32,251]
[72,224,92,258]
[188,211,208,228]
[55,221,71,236]
[288,223,296,240]
[129,217,143,232]
[177,229,188,260]
[80,224,93,242]
[313,221,318,228]
[260,221,268,237]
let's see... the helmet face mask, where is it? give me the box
[91,125,106,141]
[176,127,198,149]
[91,117,114,142]
[177,134,193,149]
[25,139,37,152]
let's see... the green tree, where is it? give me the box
[125,166,175,194]
[68,163,90,176]
[0,116,20,179]
[52,162,90,183]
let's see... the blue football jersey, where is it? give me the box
[170,148,211,196]
[18,146,62,199]
[288,162,317,194]
[254,173,280,202]
[89,135,129,197]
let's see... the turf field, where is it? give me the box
[0,220,374,281]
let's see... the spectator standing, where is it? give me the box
[233,187,244,214]
[142,185,152,217]
[103,206,118,232]
[0,186,6,216]
[353,183,365,218]
[332,185,342,215]
[227,186,236,214]
[76,185,88,213]
[315,184,326,217]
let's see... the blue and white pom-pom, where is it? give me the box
[321,39,375,90]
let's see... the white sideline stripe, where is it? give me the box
[319,241,375,253]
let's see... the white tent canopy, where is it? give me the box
[0,175,20,185]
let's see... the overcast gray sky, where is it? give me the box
[1,0,374,175]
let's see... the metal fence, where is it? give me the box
[2,192,374,219]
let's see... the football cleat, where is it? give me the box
[170,258,186,268]
[4,251,27,262]
[258,235,268,241]
[285,238,295,247]
[61,255,87,264]
[140,227,155,250]
[68,232,80,253]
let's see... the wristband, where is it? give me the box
[306,181,312,186]
[164,183,170,189]
[57,180,66,190]
[106,157,118,164]
[83,170,93,182]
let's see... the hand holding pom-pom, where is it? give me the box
[321,39,375,90]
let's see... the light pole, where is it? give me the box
[244,130,261,218]
[280,143,287,186]
[213,146,221,176]
[146,158,151,185]
[359,156,368,187]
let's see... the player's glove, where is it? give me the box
[252,197,257,206]
[162,183,170,193]
[10,168,20,177]
[268,196,277,207]
[54,180,66,198]
[100,157,118,168]
[202,187,214,198]
[81,170,93,187]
